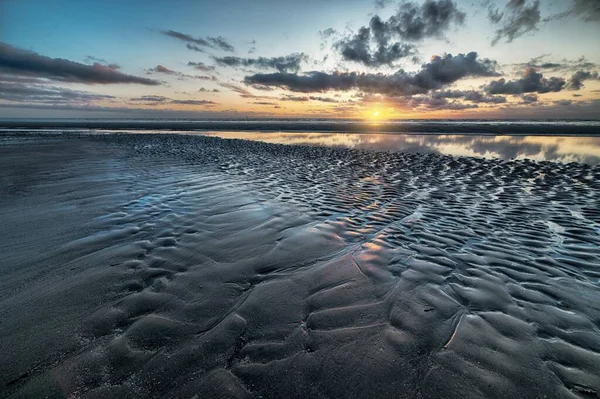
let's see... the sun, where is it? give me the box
[368,110,383,123]
[365,108,386,122]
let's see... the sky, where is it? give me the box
[1,0,600,119]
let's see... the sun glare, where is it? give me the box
[365,109,386,124]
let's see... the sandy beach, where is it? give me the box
[1,132,599,398]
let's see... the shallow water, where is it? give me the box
[1,133,599,398]
[198,132,600,164]
[4,129,600,164]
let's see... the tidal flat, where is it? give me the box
[1,132,599,398]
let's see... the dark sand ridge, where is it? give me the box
[1,133,599,398]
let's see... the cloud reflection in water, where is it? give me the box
[200,132,600,164]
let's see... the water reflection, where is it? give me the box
[200,132,600,164]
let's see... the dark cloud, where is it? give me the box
[251,84,274,91]
[280,94,310,102]
[170,99,217,106]
[0,42,159,85]
[130,95,169,102]
[0,102,240,119]
[513,54,562,70]
[358,91,487,111]
[84,55,107,64]
[511,55,598,75]
[186,44,205,53]
[83,56,120,71]
[374,0,393,8]
[335,27,372,66]
[309,96,339,103]
[484,67,565,94]
[414,52,499,85]
[435,101,478,110]
[462,91,506,103]
[212,53,308,73]
[149,65,177,75]
[147,64,217,81]
[0,80,116,104]
[566,57,598,71]
[245,52,499,95]
[198,87,220,92]
[334,0,465,67]
[208,37,235,53]
[376,94,479,110]
[219,82,259,98]
[0,74,51,85]
[280,94,339,103]
[335,26,416,67]
[162,30,234,52]
[488,0,541,44]
[162,30,209,45]
[314,55,329,66]
[248,39,257,54]
[319,28,337,39]
[246,70,400,94]
[529,62,563,69]
[554,99,573,106]
[432,89,506,103]
[127,95,218,107]
[0,103,146,114]
[319,28,338,51]
[549,0,600,22]
[187,61,216,72]
[571,0,600,21]
[568,70,600,90]
[252,101,278,105]
[520,93,539,103]
[196,75,218,81]
[534,62,562,69]
[383,0,466,41]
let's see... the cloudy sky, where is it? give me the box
[1,0,599,119]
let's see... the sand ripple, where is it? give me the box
[1,133,599,398]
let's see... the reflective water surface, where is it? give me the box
[199,132,600,164]
[2,128,599,164]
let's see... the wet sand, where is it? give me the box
[1,133,599,398]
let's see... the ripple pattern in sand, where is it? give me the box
[1,133,599,399]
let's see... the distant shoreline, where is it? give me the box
[1,119,599,135]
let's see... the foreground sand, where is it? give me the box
[1,133,599,398]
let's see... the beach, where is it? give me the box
[1,132,600,398]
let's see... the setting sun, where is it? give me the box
[367,109,384,122]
